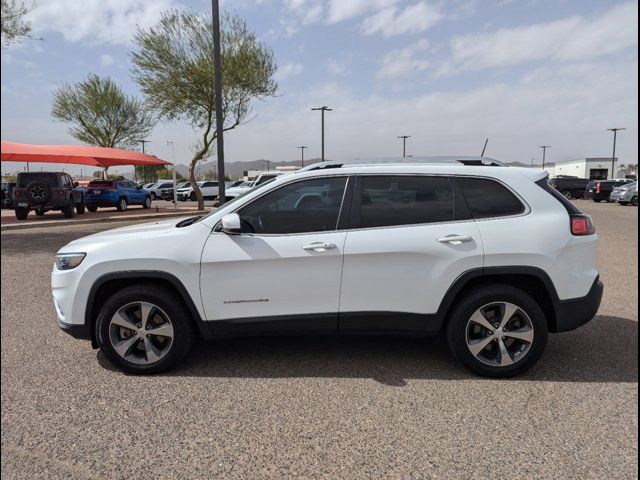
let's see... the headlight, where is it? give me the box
[55,253,86,270]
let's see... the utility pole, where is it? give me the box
[607,128,625,180]
[264,160,270,172]
[297,146,308,167]
[539,145,551,170]
[138,139,149,153]
[212,0,226,203]
[397,136,411,157]
[311,106,332,161]
[137,139,150,183]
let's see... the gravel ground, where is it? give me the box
[1,201,637,479]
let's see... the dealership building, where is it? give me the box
[543,157,620,180]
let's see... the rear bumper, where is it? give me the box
[553,276,604,333]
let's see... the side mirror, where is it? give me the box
[221,213,241,234]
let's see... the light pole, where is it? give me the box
[212,0,226,203]
[297,146,308,167]
[397,136,410,157]
[607,128,625,179]
[539,145,551,170]
[311,106,332,161]
[264,160,271,172]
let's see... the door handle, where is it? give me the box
[303,242,337,252]
[437,235,474,245]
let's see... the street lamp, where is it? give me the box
[264,160,270,172]
[297,146,308,167]
[539,145,551,170]
[607,128,625,179]
[311,106,332,161]
[397,136,411,157]
[211,0,226,204]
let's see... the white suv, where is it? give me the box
[176,181,219,201]
[52,157,603,377]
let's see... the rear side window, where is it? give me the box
[88,181,114,188]
[357,176,454,228]
[536,178,581,214]
[457,177,525,219]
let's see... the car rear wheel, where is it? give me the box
[86,205,98,212]
[446,285,548,378]
[116,198,128,212]
[35,209,45,216]
[593,199,602,203]
[189,192,197,201]
[142,196,152,209]
[76,203,86,214]
[15,207,28,220]
[563,191,573,199]
[96,285,195,374]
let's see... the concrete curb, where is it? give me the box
[1,210,208,231]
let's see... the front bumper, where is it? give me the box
[553,276,604,332]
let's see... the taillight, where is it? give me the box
[571,214,595,236]
[596,182,601,193]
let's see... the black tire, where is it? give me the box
[25,181,51,204]
[563,191,573,200]
[142,196,152,209]
[76,203,86,214]
[35,209,45,216]
[62,201,75,218]
[96,285,195,374]
[87,205,98,212]
[14,207,28,220]
[150,192,157,200]
[632,197,638,207]
[116,197,128,212]
[593,199,602,203]
[619,201,628,206]
[189,192,197,202]
[446,284,548,378]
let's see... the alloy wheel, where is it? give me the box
[108,301,175,365]
[465,302,534,367]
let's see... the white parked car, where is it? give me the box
[176,181,219,201]
[224,172,288,201]
[52,157,603,377]
[147,180,174,200]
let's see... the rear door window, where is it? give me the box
[457,177,525,219]
[354,176,455,228]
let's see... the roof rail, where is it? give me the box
[298,156,506,172]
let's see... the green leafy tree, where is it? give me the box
[1,0,31,49]
[52,74,156,153]
[131,10,278,209]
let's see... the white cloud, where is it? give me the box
[28,0,177,45]
[275,62,304,81]
[283,0,324,25]
[99,54,114,67]
[439,1,638,74]
[376,39,430,80]
[361,1,444,37]
[327,0,399,24]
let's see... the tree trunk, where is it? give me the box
[188,158,205,211]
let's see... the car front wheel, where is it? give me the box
[142,196,152,209]
[96,285,195,374]
[15,207,29,220]
[446,285,548,378]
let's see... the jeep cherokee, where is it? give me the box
[51,157,603,377]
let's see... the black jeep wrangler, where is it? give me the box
[12,172,85,220]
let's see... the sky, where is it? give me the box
[1,0,638,176]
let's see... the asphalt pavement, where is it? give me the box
[1,201,637,479]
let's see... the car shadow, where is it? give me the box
[98,315,638,385]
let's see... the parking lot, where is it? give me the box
[1,201,637,479]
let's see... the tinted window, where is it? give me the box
[358,176,454,228]
[88,180,114,188]
[238,177,348,234]
[202,182,218,187]
[457,177,525,219]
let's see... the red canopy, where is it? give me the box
[1,141,172,168]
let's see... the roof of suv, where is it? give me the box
[299,156,505,172]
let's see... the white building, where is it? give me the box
[546,158,618,180]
